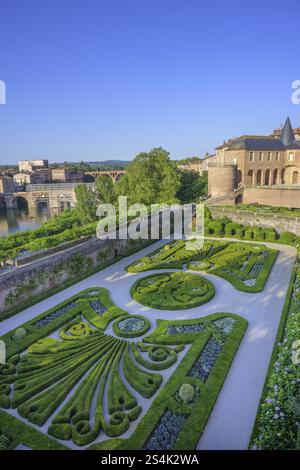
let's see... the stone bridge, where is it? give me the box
[0,182,95,211]
[84,170,126,182]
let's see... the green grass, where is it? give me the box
[130,272,215,310]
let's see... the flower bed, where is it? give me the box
[35,301,79,328]
[188,337,222,382]
[167,324,206,335]
[251,262,300,450]
[89,300,107,316]
[143,410,187,450]
[113,315,151,338]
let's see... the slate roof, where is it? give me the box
[280,117,295,146]
[225,118,300,151]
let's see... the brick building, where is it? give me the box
[207,118,300,208]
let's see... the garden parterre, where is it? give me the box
[127,239,277,293]
[0,285,246,450]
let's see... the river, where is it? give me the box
[0,207,58,236]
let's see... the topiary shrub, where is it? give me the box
[13,327,27,341]
[236,227,244,238]
[265,228,277,242]
[179,383,195,404]
[208,221,223,236]
[244,228,254,239]
[280,231,296,244]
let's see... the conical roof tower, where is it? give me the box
[281,117,295,146]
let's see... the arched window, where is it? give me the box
[256,169,263,185]
[273,169,278,185]
[292,171,299,185]
[246,169,254,185]
[264,169,271,185]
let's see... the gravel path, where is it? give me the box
[0,238,296,450]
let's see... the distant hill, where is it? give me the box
[80,160,131,167]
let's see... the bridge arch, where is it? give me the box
[13,195,29,210]
[0,196,6,212]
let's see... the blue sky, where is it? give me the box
[0,0,300,164]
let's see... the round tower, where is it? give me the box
[208,163,236,198]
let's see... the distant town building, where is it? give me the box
[13,169,52,186]
[178,160,204,174]
[0,175,15,193]
[272,126,300,140]
[51,168,83,183]
[18,159,49,172]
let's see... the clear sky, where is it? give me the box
[0,0,300,164]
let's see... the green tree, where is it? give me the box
[176,170,208,203]
[75,184,98,222]
[95,175,116,205]
[115,147,180,205]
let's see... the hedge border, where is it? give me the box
[0,409,68,450]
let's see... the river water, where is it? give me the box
[0,207,56,236]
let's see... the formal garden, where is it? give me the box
[0,285,247,450]
[0,219,299,451]
[127,239,277,293]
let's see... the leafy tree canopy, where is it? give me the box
[115,147,180,206]
[176,170,208,203]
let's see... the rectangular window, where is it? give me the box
[289,153,295,161]
[259,152,263,161]
[276,152,280,161]
[249,151,254,162]
[268,152,272,161]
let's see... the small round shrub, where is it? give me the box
[179,384,195,404]
[13,327,27,341]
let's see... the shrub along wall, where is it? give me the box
[205,213,300,248]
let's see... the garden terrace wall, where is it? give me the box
[0,236,151,317]
[209,206,300,235]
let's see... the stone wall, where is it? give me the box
[209,206,300,235]
[0,235,150,316]
[243,186,300,209]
